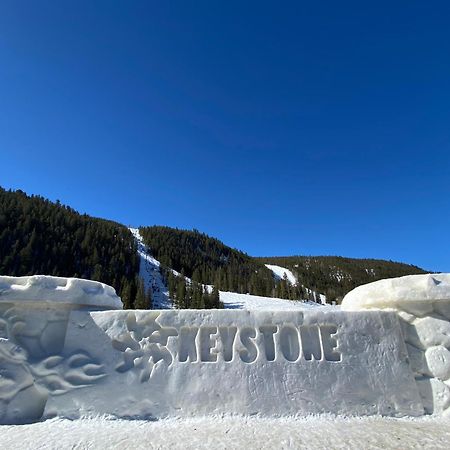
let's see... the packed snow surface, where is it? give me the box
[0,275,122,309]
[129,228,173,309]
[342,273,450,310]
[220,291,321,310]
[1,416,450,449]
[265,264,297,285]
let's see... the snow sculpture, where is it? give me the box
[46,308,423,420]
[342,273,450,415]
[4,274,447,423]
[0,276,120,424]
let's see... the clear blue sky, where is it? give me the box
[1,1,449,271]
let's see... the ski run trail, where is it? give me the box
[129,228,173,309]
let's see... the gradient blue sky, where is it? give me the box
[1,1,449,271]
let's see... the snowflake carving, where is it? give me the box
[112,312,178,382]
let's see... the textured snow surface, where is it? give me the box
[342,274,450,310]
[220,291,322,310]
[0,275,122,309]
[129,228,173,309]
[2,416,450,449]
[41,309,422,419]
[265,264,297,285]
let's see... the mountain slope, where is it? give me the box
[139,226,277,297]
[0,186,430,308]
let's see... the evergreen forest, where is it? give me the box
[0,186,428,307]
[0,187,145,308]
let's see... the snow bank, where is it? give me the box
[342,273,450,415]
[0,275,122,309]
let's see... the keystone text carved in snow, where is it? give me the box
[178,324,341,363]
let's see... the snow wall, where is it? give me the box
[0,274,448,424]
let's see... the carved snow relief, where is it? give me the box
[113,312,177,382]
[0,305,104,424]
[6,274,450,423]
[0,276,119,424]
[68,308,422,419]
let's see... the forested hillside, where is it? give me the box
[0,187,142,308]
[0,187,429,308]
[139,226,277,297]
[258,256,427,302]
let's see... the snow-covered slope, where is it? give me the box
[129,228,173,309]
[265,264,297,285]
[220,291,321,310]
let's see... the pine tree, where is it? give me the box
[135,279,148,309]
[210,285,220,307]
[176,277,186,309]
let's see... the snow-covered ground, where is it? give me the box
[1,416,449,449]
[265,264,297,285]
[129,228,173,309]
[220,291,322,310]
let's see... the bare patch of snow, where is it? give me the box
[265,264,297,285]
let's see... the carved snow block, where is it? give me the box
[47,309,423,420]
[0,276,121,424]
